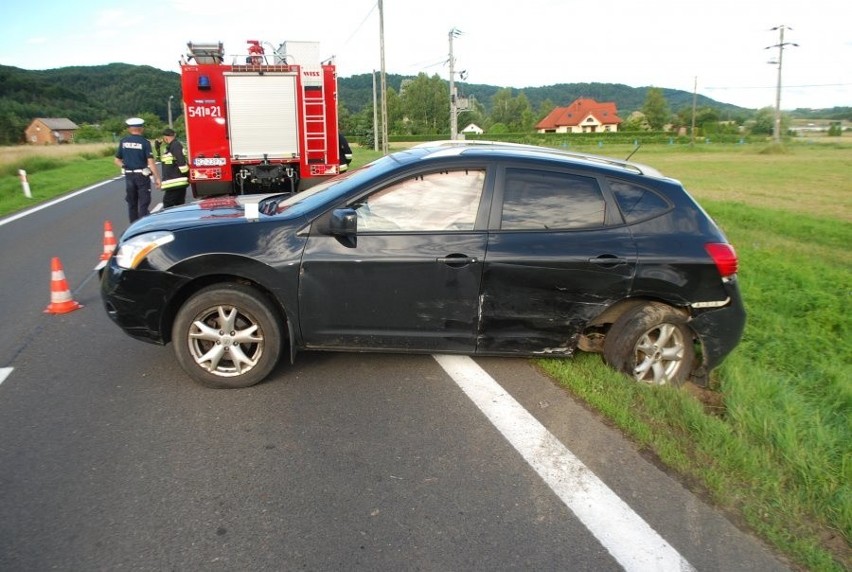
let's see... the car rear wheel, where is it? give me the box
[172,284,282,388]
[603,302,695,386]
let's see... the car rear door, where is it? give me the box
[477,165,637,355]
[299,167,490,352]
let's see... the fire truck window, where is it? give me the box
[354,169,485,232]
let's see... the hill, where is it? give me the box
[2,63,849,145]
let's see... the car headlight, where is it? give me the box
[115,231,175,269]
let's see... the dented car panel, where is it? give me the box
[476,224,637,354]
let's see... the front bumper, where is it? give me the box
[100,258,189,345]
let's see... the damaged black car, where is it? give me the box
[101,141,745,388]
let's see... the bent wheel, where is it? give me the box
[603,302,695,386]
[173,284,282,388]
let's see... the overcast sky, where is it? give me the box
[2,0,850,110]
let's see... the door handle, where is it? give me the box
[589,255,627,266]
[437,254,478,267]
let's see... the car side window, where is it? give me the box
[353,169,485,232]
[501,168,605,230]
[608,178,671,223]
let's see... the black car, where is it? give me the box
[101,141,745,389]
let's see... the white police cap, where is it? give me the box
[125,117,145,127]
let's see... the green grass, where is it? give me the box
[2,140,850,569]
[0,155,117,217]
[539,143,852,571]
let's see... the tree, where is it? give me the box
[537,98,556,122]
[622,111,651,131]
[750,106,790,136]
[489,88,533,131]
[398,73,449,135]
[641,87,671,130]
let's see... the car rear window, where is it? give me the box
[608,178,671,223]
[501,168,605,230]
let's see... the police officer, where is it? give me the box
[114,117,160,222]
[159,128,189,207]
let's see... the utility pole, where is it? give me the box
[690,77,697,146]
[766,25,798,143]
[378,0,389,154]
[449,29,461,140]
[372,70,379,152]
[168,95,174,129]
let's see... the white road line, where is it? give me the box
[0,367,12,386]
[433,354,695,572]
[0,178,120,228]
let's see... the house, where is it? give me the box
[25,118,79,145]
[461,123,484,135]
[535,98,622,134]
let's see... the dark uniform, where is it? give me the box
[339,133,353,172]
[159,129,189,207]
[115,118,157,222]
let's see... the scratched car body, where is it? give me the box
[101,141,745,388]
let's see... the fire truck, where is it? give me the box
[179,40,341,197]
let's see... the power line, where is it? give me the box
[705,82,851,90]
[340,2,378,49]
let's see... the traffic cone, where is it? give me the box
[100,220,117,262]
[44,257,83,314]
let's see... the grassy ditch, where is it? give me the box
[0,143,116,217]
[539,141,851,571]
[1,140,850,569]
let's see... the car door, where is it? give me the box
[477,165,637,355]
[299,167,490,352]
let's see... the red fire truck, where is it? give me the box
[180,40,340,197]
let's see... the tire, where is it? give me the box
[172,284,283,388]
[603,302,695,386]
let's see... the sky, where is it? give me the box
[1,0,850,110]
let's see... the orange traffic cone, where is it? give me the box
[44,257,83,314]
[100,220,117,262]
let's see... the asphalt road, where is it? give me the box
[0,179,790,571]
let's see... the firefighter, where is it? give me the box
[339,133,353,172]
[114,117,160,223]
[158,128,190,207]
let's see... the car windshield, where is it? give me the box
[258,161,384,216]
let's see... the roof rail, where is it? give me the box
[413,140,663,177]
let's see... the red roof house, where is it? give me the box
[536,98,622,134]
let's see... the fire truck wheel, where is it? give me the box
[173,283,283,388]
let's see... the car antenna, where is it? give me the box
[625,143,640,161]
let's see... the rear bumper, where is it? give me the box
[690,280,747,373]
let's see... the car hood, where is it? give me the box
[123,195,279,237]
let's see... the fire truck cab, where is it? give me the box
[180,40,340,197]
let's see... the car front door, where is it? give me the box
[477,165,637,355]
[299,167,489,352]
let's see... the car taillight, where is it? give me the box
[705,242,739,278]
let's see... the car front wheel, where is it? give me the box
[603,302,695,386]
[172,284,282,388]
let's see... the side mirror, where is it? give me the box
[329,208,357,237]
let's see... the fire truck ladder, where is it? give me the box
[302,85,327,164]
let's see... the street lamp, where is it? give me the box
[766,25,798,143]
[167,95,174,129]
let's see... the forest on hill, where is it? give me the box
[1,62,850,145]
